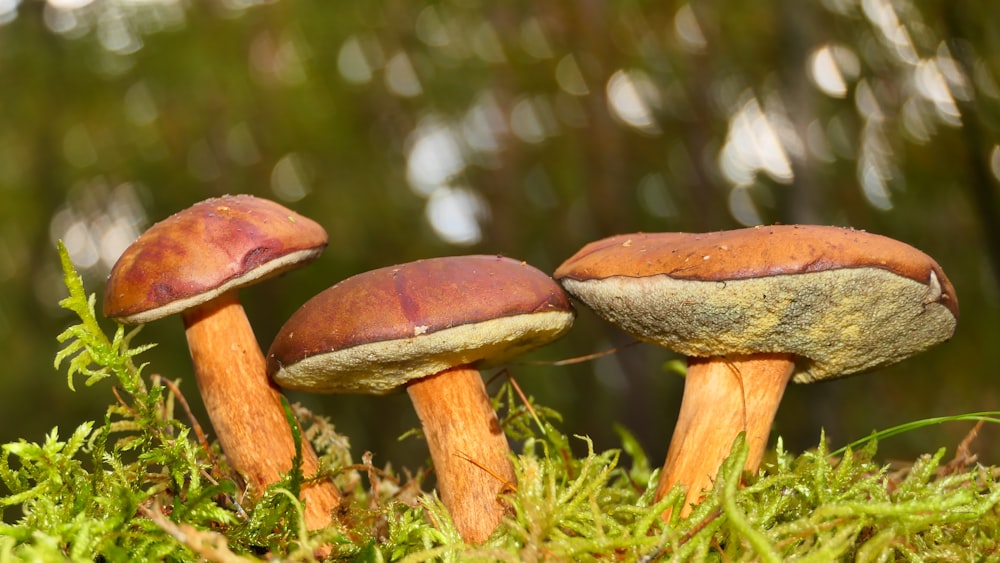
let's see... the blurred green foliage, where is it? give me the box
[0,0,998,487]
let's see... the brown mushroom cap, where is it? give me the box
[267,255,575,394]
[554,225,958,382]
[103,194,328,324]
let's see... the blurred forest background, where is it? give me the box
[1,0,998,481]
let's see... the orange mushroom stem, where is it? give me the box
[183,291,340,529]
[654,354,794,517]
[406,365,516,542]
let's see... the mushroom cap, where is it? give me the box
[267,255,575,394]
[554,225,958,382]
[103,194,328,324]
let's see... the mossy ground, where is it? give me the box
[1,245,998,561]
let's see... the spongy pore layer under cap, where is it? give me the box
[554,225,958,382]
[271,310,575,394]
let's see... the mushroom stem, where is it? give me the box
[182,291,341,530]
[654,353,795,519]
[406,365,515,543]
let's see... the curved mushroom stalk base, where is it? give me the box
[183,292,341,530]
[655,353,795,520]
[406,365,515,543]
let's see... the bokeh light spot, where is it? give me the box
[727,185,763,226]
[0,0,20,26]
[718,93,793,186]
[271,153,311,203]
[555,54,589,96]
[338,34,382,85]
[606,69,661,135]
[406,117,466,197]
[511,96,557,144]
[385,51,423,98]
[673,4,706,53]
[462,91,507,155]
[425,186,488,246]
[809,44,859,98]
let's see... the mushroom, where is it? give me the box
[553,225,959,518]
[103,194,341,530]
[266,255,575,542]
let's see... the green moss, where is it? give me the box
[1,244,999,560]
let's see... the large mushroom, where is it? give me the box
[553,225,958,518]
[266,255,575,543]
[103,194,341,530]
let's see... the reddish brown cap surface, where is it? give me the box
[103,194,328,324]
[554,225,958,382]
[267,255,575,394]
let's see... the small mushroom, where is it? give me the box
[266,255,575,542]
[103,194,341,530]
[554,225,958,518]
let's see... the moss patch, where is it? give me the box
[1,244,998,561]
